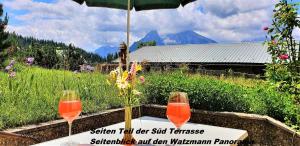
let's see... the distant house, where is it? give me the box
[124,42,271,75]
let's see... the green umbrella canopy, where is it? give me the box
[72,0,196,11]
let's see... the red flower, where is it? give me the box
[279,54,289,60]
[272,40,277,45]
[263,26,269,31]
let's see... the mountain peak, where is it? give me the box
[143,30,161,40]
[95,30,217,57]
[148,30,159,34]
[129,30,216,51]
[179,30,197,34]
[163,30,217,45]
[129,30,164,52]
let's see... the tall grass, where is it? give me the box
[144,71,300,130]
[0,67,299,131]
[0,66,122,129]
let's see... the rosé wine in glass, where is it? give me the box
[59,100,82,123]
[166,92,191,128]
[58,90,82,137]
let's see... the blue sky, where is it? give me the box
[1,0,300,52]
[292,0,300,4]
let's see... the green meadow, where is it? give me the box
[0,65,122,129]
[0,66,299,131]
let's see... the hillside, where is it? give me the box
[5,32,112,70]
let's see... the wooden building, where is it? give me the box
[121,42,271,75]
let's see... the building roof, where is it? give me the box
[125,42,271,64]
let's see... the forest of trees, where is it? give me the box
[137,41,156,50]
[8,33,106,70]
[6,32,120,71]
[0,3,118,70]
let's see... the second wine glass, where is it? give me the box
[166,92,191,128]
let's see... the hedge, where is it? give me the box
[144,71,300,128]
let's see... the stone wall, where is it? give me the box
[4,107,140,144]
[142,105,300,146]
[2,105,299,146]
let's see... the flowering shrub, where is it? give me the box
[107,62,144,106]
[5,60,16,78]
[26,57,34,66]
[264,0,300,103]
[80,64,95,72]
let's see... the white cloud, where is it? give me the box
[3,0,278,51]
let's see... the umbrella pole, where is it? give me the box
[126,0,130,71]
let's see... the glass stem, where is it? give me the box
[68,122,72,136]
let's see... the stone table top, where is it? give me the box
[32,116,248,146]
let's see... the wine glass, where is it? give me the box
[166,92,191,128]
[58,90,82,142]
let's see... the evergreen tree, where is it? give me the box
[106,53,113,63]
[64,44,84,70]
[0,4,10,65]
